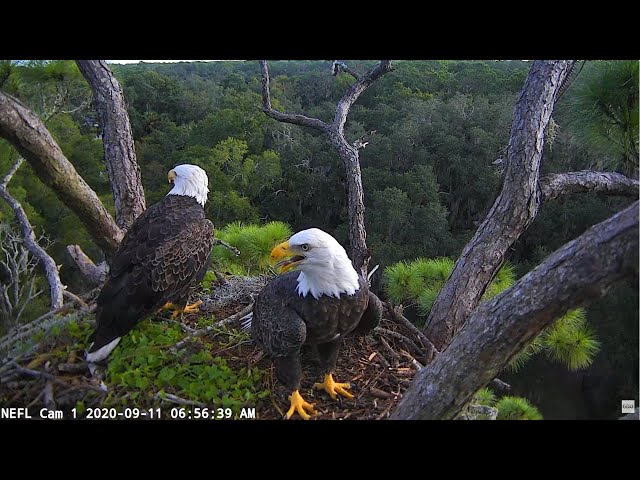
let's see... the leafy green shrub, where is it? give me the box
[103,320,269,414]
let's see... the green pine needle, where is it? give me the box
[473,387,496,407]
[543,311,600,370]
[496,396,543,420]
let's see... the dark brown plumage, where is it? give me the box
[87,194,214,361]
[251,270,382,411]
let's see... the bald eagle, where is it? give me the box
[249,228,382,419]
[86,164,214,362]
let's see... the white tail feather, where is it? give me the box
[86,337,121,363]
[240,312,253,332]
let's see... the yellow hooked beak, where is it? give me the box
[168,169,176,184]
[270,241,305,273]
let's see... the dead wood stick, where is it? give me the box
[383,302,439,356]
[374,327,424,358]
[170,303,254,352]
[8,362,105,393]
[377,336,401,364]
[154,392,205,407]
[213,238,240,256]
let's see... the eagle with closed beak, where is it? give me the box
[247,228,382,419]
[86,164,214,363]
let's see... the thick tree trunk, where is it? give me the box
[424,61,576,350]
[0,91,123,255]
[0,158,64,309]
[76,60,146,231]
[391,201,639,420]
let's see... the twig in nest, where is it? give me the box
[7,361,105,393]
[376,336,401,362]
[213,238,240,256]
[57,362,89,374]
[62,289,88,308]
[214,271,229,285]
[369,351,390,369]
[383,302,439,358]
[162,318,196,334]
[43,381,56,410]
[170,302,254,353]
[155,392,205,408]
[374,327,424,359]
[400,350,424,370]
[370,387,394,399]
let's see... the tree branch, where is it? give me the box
[66,244,108,286]
[76,60,146,231]
[424,60,577,350]
[331,61,359,80]
[0,159,64,310]
[391,201,639,420]
[332,61,392,136]
[213,238,240,256]
[0,91,123,254]
[540,170,639,203]
[0,157,25,188]
[259,61,329,131]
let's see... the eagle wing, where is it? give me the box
[93,198,214,350]
[251,275,307,358]
[351,290,383,335]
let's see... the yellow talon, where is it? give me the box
[314,373,354,400]
[285,390,317,420]
[161,300,203,318]
[183,300,203,314]
[158,302,177,313]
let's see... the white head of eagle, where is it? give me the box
[271,228,360,300]
[167,164,209,206]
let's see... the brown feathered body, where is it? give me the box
[251,272,382,390]
[88,195,214,356]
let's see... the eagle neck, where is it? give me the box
[295,262,360,300]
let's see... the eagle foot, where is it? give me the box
[285,390,317,420]
[314,373,354,400]
[159,300,203,318]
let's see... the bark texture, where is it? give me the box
[76,60,146,231]
[540,170,639,203]
[0,91,123,254]
[260,60,393,276]
[424,61,576,350]
[391,201,639,420]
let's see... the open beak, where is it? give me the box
[168,170,176,184]
[270,241,305,273]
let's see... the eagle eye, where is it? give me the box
[301,243,310,252]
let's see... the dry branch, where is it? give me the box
[383,302,438,359]
[213,238,241,256]
[259,60,393,276]
[170,302,254,352]
[66,244,108,286]
[0,158,64,309]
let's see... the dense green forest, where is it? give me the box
[0,60,637,419]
